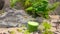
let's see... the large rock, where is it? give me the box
[0,9,35,27]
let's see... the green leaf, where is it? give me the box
[43,14,50,19]
[25,0,59,19]
[50,2,60,11]
[26,7,33,11]
[25,0,31,6]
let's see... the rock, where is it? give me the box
[33,32,38,34]
[0,9,44,27]
[0,12,7,19]
[3,15,19,27]
[0,9,35,27]
[36,17,44,23]
[3,32,9,34]
[13,10,35,24]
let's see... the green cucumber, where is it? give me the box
[28,21,39,32]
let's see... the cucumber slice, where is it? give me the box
[28,21,39,32]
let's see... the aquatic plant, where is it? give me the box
[10,0,59,19]
[26,0,60,19]
[10,0,20,8]
[42,22,51,29]
[39,22,53,34]
[43,31,53,34]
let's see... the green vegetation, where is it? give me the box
[40,22,53,34]
[10,0,60,19]
[26,0,60,19]
[24,30,30,34]
[0,0,59,34]
[9,30,15,34]
[10,0,20,7]
[24,0,32,8]
[9,0,60,34]
[28,21,39,32]
[42,22,51,29]
[43,31,53,34]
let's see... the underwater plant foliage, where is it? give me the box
[41,22,53,34]
[10,0,59,19]
[26,0,60,19]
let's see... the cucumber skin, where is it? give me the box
[27,23,38,32]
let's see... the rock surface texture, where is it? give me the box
[0,8,35,27]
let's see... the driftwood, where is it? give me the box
[0,0,5,10]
